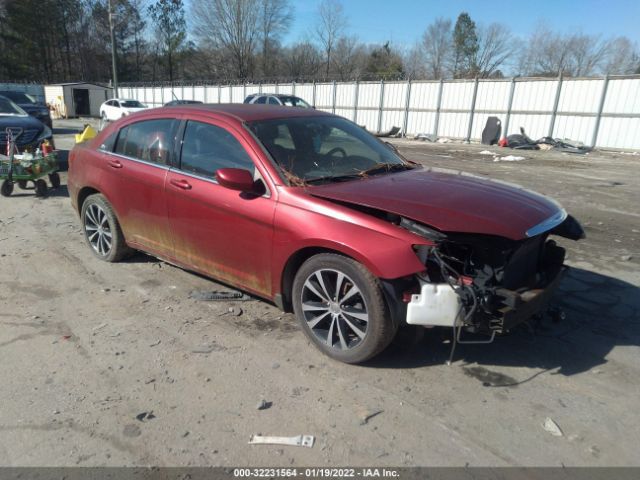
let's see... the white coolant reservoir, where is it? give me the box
[406,283,461,326]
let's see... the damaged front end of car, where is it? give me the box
[395,213,584,338]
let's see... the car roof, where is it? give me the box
[253,93,301,99]
[164,103,329,122]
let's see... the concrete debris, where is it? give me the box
[228,306,243,316]
[494,155,525,162]
[415,133,437,142]
[620,255,632,261]
[542,417,563,437]
[249,434,315,448]
[136,411,156,422]
[189,290,251,301]
[479,150,495,155]
[256,399,272,410]
[437,137,451,143]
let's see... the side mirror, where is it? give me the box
[216,168,256,192]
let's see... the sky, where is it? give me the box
[283,0,640,48]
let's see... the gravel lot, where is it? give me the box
[0,118,638,467]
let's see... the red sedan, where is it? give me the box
[68,105,584,363]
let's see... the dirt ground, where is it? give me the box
[0,118,638,467]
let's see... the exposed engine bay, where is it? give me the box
[400,214,584,336]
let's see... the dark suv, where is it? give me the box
[0,91,52,128]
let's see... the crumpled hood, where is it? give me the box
[307,168,563,241]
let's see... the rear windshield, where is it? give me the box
[0,96,28,115]
[0,91,35,104]
[280,96,311,108]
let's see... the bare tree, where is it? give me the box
[192,0,260,80]
[403,43,426,80]
[283,41,322,80]
[258,0,292,77]
[421,18,451,79]
[330,36,367,80]
[569,33,610,76]
[315,0,347,78]
[474,23,514,78]
[603,37,640,74]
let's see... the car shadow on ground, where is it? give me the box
[364,267,639,377]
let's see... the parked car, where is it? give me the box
[164,99,203,107]
[68,104,583,363]
[99,99,147,121]
[244,93,312,108]
[0,95,54,153]
[0,90,52,128]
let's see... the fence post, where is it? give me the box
[402,80,412,137]
[312,81,317,108]
[503,77,516,138]
[292,81,295,96]
[466,77,479,143]
[275,82,279,94]
[377,79,385,134]
[353,80,360,122]
[243,82,247,102]
[433,79,444,137]
[548,73,563,138]
[259,82,263,94]
[591,74,610,148]
[218,85,222,104]
[332,80,337,114]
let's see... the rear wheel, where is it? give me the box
[292,253,396,363]
[1,180,13,197]
[81,194,132,262]
[34,179,47,197]
[49,172,61,188]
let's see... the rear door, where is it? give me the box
[165,117,276,297]
[100,117,180,258]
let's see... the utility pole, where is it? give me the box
[108,0,118,98]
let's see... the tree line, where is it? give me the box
[0,0,638,85]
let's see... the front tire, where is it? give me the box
[292,253,396,363]
[81,194,131,262]
[1,180,13,197]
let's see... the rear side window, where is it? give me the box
[180,121,254,177]
[99,131,117,152]
[114,119,178,165]
[268,97,279,105]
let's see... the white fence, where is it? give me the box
[119,75,640,150]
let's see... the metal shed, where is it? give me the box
[44,82,112,118]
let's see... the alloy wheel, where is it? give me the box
[84,203,113,256]
[300,268,369,350]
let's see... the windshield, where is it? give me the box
[249,116,411,184]
[121,100,145,108]
[0,96,28,115]
[281,96,311,108]
[0,91,36,104]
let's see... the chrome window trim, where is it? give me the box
[526,209,568,237]
[105,151,171,171]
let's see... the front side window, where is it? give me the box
[180,121,254,178]
[268,97,280,105]
[254,96,267,104]
[114,119,177,165]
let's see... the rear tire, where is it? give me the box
[1,180,13,197]
[49,172,61,188]
[81,193,132,262]
[292,253,396,363]
[34,179,47,197]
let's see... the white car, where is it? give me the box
[100,99,147,121]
